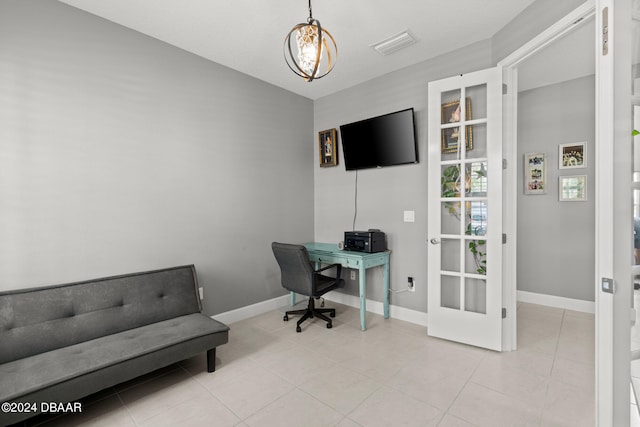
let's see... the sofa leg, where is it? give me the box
[207,348,216,372]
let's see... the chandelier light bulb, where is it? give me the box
[296,25,323,76]
[284,1,337,82]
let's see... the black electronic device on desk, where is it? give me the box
[344,230,386,253]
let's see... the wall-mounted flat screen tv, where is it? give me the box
[340,108,418,171]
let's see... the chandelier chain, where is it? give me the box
[307,0,313,23]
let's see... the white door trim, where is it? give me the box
[496,0,595,353]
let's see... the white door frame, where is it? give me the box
[497,0,595,352]
[594,0,632,425]
[498,1,635,424]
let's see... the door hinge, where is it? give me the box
[502,307,507,319]
[502,158,507,170]
[502,83,508,95]
[502,233,507,244]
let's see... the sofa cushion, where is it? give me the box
[0,313,229,402]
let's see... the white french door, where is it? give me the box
[427,67,503,351]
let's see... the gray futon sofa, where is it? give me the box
[0,265,229,426]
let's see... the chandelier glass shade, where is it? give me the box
[284,1,337,82]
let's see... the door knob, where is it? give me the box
[430,238,441,245]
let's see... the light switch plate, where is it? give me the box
[403,210,415,222]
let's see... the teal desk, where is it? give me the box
[292,242,390,331]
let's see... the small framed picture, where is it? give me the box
[559,142,586,169]
[559,175,587,201]
[318,128,338,167]
[441,97,473,154]
[524,152,546,195]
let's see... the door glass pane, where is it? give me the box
[466,84,487,120]
[441,201,461,234]
[441,275,461,310]
[468,161,488,197]
[465,278,487,314]
[466,201,488,236]
[441,164,462,197]
[465,239,487,275]
[441,238,461,272]
[441,89,462,124]
[466,122,487,159]
[441,124,464,159]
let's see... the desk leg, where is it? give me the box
[383,260,390,319]
[359,266,366,331]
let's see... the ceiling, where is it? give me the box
[57,0,543,100]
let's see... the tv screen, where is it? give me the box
[340,108,418,171]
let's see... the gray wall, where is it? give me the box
[517,75,596,301]
[0,0,314,315]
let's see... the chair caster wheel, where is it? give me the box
[283,315,289,322]
[327,322,332,329]
[296,326,302,333]
[330,312,335,318]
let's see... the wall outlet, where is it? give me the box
[408,277,415,292]
[350,270,356,281]
[199,287,204,300]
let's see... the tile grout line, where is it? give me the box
[176,346,294,423]
[549,309,566,374]
[435,347,489,426]
[113,389,139,427]
[537,308,567,425]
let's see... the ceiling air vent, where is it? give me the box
[370,30,417,56]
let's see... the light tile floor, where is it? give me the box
[19,302,595,427]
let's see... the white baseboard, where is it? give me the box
[211,290,593,326]
[211,294,290,324]
[323,291,429,327]
[212,291,429,327]
[517,290,595,314]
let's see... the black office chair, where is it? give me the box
[271,242,344,332]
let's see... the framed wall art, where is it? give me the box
[318,128,338,167]
[524,152,546,195]
[441,97,473,153]
[559,142,586,169]
[559,175,587,201]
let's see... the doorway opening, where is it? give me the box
[515,12,596,335]
[513,17,597,419]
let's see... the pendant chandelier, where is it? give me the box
[284,0,337,82]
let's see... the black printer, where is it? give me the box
[344,230,386,253]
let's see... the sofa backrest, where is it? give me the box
[0,265,202,364]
